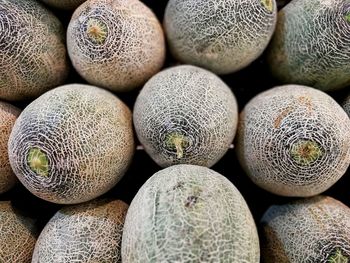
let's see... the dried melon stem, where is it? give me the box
[290,140,323,166]
[261,0,274,12]
[86,18,108,44]
[328,249,348,263]
[166,133,189,159]
[27,148,49,177]
[345,13,350,23]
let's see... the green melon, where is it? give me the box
[164,0,277,74]
[0,0,69,101]
[8,84,134,204]
[261,196,350,262]
[0,102,20,194]
[236,84,350,197]
[133,65,238,168]
[32,199,128,262]
[267,0,350,91]
[122,164,259,262]
[342,93,350,117]
[0,201,38,262]
[67,0,165,92]
[40,0,86,9]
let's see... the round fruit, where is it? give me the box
[0,102,20,194]
[236,84,350,197]
[133,65,238,168]
[32,199,128,263]
[8,84,134,204]
[40,0,86,9]
[267,0,350,91]
[122,164,259,262]
[0,201,38,262]
[67,0,165,92]
[261,196,350,262]
[342,93,350,117]
[0,0,69,101]
[164,0,277,74]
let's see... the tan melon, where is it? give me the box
[40,0,86,9]
[32,199,128,262]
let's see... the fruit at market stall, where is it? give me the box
[0,102,20,194]
[32,199,128,263]
[122,164,259,262]
[261,196,350,262]
[67,0,165,92]
[0,0,69,101]
[164,0,277,74]
[342,93,350,117]
[40,0,86,9]
[133,65,238,168]
[8,84,134,204]
[236,84,350,197]
[267,0,350,91]
[0,201,38,263]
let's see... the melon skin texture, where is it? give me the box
[261,196,350,262]
[133,65,238,168]
[164,0,277,75]
[236,85,350,197]
[0,0,69,101]
[267,0,350,91]
[40,0,86,10]
[32,199,128,263]
[0,102,20,194]
[122,164,259,262]
[8,84,134,204]
[0,201,38,263]
[342,94,350,117]
[67,0,165,92]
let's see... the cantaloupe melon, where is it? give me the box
[40,0,86,10]
[32,199,128,262]
[133,65,238,168]
[261,196,350,262]
[267,0,350,91]
[0,0,69,101]
[8,84,134,204]
[0,201,38,263]
[67,0,165,92]
[122,164,260,262]
[236,85,350,197]
[0,102,20,194]
[342,93,350,117]
[164,0,277,74]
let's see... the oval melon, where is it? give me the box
[0,0,69,101]
[40,0,86,9]
[8,84,134,204]
[0,102,20,194]
[122,164,259,262]
[133,65,238,168]
[236,84,350,197]
[67,0,165,92]
[261,196,350,262]
[32,199,128,263]
[164,0,277,74]
[267,0,350,91]
[0,201,38,262]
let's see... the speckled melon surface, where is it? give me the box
[8,84,134,204]
[236,85,350,197]
[32,199,128,263]
[342,93,350,117]
[267,0,350,91]
[0,0,69,101]
[0,201,38,263]
[122,164,259,262]
[133,65,238,168]
[261,196,350,262]
[40,0,86,9]
[67,0,165,92]
[0,102,20,194]
[164,0,277,74]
